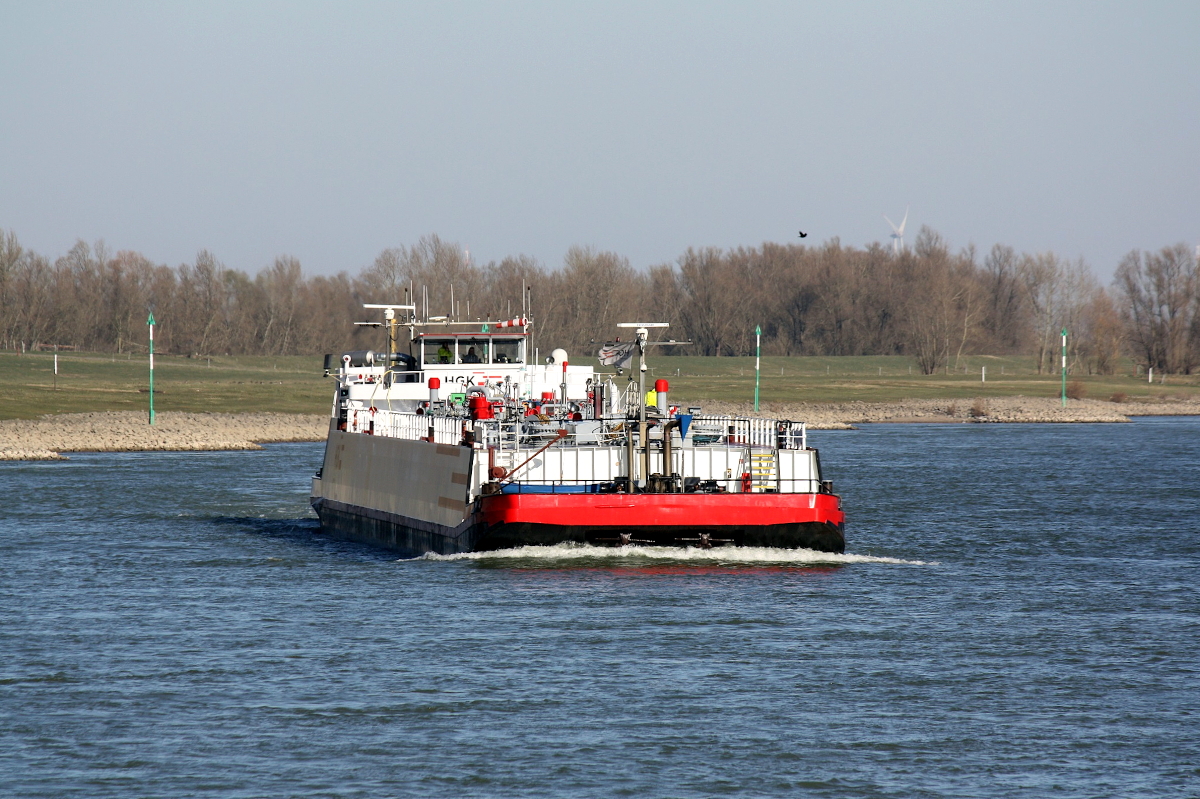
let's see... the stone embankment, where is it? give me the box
[2,398,1198,460]
[701,396,1200,429]
[0,412,328,461]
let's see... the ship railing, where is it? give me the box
[495,477,828,494]
[491,479,618,495]
[475,416,808,450]
[345,408,808,451]
[344,407,463,445]
[771,477,824,494]
[687,416,807,450]
[476,419,632,450]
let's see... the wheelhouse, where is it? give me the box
[418,333,527,367]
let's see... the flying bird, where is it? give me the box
[798,230,808,238]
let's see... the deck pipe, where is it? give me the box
[660,417,682,493]
[626,413,637,493]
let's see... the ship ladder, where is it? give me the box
[749,448,777,493]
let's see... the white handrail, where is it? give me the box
[345,408,809,450]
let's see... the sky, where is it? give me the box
[2,1,1197,281]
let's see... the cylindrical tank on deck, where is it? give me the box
[429,376,441,403]
[343,350,376,367]
[469,393,494,420]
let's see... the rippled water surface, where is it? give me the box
[3,419,1199,797]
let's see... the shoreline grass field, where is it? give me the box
[630,354,1199,406]
[0,351,330,419]
[2,351,1197,459]
[2,351,1197,421]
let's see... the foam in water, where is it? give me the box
[417,543,931,566]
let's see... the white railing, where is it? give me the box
[345,408,807,451]
[686,416,806,450]
[345,407,462,444]
[340,407,824,494]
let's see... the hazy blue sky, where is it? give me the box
[2,1,1197,279]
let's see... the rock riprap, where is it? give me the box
[0,412,328,460]
[2,398,1197,460]
[697,396,1200,429]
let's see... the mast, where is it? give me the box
[616,322,672,490]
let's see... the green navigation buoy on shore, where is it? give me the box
[1061,327,1067,407]
[754,325,761,412]
[148,312,156,425]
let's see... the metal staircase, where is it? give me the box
[749,448,777,492]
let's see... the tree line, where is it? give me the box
[1,228,1197,374]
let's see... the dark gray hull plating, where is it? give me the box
[311,496,478,558]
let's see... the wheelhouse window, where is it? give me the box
[460,340,487,364]
[491,338,523,364]
[423,339,455,366]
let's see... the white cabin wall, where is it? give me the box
[778,450,819,493]
[679,448,744,492]
[519,447,624,483]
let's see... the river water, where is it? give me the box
[3,419,1198,798]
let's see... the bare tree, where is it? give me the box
[1077,287,1123,375]
[675,247,751,356]
[8,225,1196,374]
[1116,244,1200,374]
[103,251,157,353]
[1020,252,1065,374]
[0,230,22,349]
[901,228,961,374]
[51,240,109,349]
[545,246,646,354]
[258,256,303,355]
[14,251,54,349]
[1059,258,1099,374]
[982,244,1026,353]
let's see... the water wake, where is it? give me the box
[418,543,930,566]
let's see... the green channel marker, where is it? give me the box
[754,325,761,412]
[1061,327,1067,407]
[148,312,156,424]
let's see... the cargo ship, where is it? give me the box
[310,303,845,556]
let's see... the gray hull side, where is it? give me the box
[312,421,477,556]
[312,496,479,556]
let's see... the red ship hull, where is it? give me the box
[473,491,845,552]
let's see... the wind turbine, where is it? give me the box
[885,207,909,255]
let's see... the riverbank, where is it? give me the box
[0,412,328,460]
[703,396,1200,429]
[3,398,1199,460]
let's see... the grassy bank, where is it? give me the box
[606,355,1199,405]
[0,351,329,419]
[2,350,1196,420]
